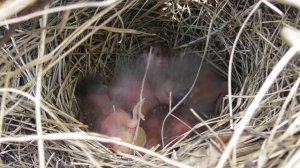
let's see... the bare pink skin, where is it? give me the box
[163,105,194,143]
[109,43,173,116]
[140,43,171,68]
[165,53,228,118]
[78,94,142,153]
[140,44,227,115]
[76,77,143,153]
[140,43,173,106]
[109,78,158,116]
[139,49,228,148]
[106,43,174,150]
[97,107,138,153]
[107,44,228,149]
[140,106,165,149]
[140,105,195,148]
[76,45,228,153]
[186,64,228,118]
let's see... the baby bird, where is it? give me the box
[75,76,146,153]
[106,43,177,149]
[138,43,173,105]
[108,59,158,116]
[140,51,228,148]
[140,104,195,148]
[108,45,228,149]
[108,43,172,116]
[167,53,228,119]
[140,105,166,149]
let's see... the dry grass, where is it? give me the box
[1,0,300,167]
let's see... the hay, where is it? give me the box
[0,0,300,167]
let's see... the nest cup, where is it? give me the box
[1,0,300,167]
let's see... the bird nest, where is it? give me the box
[1,0,300,167]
